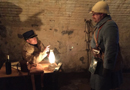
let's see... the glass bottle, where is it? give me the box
[5,55,12,74]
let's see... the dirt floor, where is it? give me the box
[58,71,130,90]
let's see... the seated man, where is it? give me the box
[22,30,50,71]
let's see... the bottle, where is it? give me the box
[5,55,12,75]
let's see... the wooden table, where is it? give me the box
[0,60,62,90]
[0,60,60,78]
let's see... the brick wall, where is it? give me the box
[0,0,130,72]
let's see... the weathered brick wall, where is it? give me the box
[0,0,130,72]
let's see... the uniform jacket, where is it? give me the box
[90,15,123,90]
[22,39,47,64]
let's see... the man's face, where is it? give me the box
[26,37,37,45]
[92,13,103,23]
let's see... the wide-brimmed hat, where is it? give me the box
[23,30,37,40]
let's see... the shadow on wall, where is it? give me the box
[0,2,44,68]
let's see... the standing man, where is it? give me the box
[22,30,50,70]
[89,1,123,90]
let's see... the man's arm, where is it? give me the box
[34,45,50,63]
[103,21,119,70]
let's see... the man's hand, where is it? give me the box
[43,45,50,53]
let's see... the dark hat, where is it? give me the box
[23,30,37,40]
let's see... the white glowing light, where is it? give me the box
[49,50,55,63]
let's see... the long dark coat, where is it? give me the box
[89,15,123,90]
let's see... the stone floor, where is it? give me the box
[58,71,130,90]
